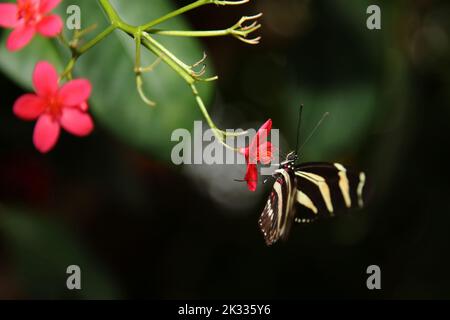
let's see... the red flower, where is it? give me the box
[13,61,94,153]
[0,0,63,51]
[240,119,273,191]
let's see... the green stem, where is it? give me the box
[141,32,195,84]
[78,24,116,54]
[60,57,76,81]
[149,29,232,37]
[98,0,122,23]
[135,33,142,71]
[57,33,70,47]
[134,33,156,107]
[142,0,209,31]
[98,0,137,33]
[190,84,216,131]
[190,84,240,150]
[60,24,116,80]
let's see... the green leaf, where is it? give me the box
[0,0,214,161]
[0,207,121,299]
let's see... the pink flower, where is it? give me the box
[240,119,273,191]
[13,61,94,153]
[0,0,63,51]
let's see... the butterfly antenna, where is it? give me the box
[295,105,304,155]
[298,112,330,152]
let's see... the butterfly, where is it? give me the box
[258,107,368,246]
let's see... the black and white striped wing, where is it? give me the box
[258,168,297,246]
[258,162,368,246]
[293,162,367,223]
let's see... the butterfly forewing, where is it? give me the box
[259,186,280,246]
[259,168,297,246]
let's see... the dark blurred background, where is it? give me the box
[1,0,450,299]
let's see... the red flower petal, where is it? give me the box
[33,61,59,97]
[244,164,258,192]
[256,119,272,140]
[248,119,272,159]
[259,119,273,132]
[60,108,94,137]
[0,3,18,28]
[36,14,62,37]
[255,119,272,144]
[33,114,60,153]
[13,94,46,120]
[59,79,92,107]
[6,24,35,51]
[39,0,62,14]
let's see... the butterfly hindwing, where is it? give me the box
[293,162,367,223]
[258,161,368,245]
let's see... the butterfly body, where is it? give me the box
[259,152,367,246]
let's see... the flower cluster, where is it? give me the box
[1,0,270,192]
[14,62,93,153]
[0,0,63,51]
[0,0,94,153]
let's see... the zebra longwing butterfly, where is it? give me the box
[258,108,368,246]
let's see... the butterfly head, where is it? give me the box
[286,151,298,162]
[279,151,298,170]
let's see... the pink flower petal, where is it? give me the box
[60,108,94,137]
[36,14,62,37]
[245,164,258,192]
[79,102,89,112]
[33,61,59,97]
[6,24,35,51]
[254,119,272,143]
[258,141,273,165]
[33,114,60,153]
[59,79,92,107]
[13,94,46,120]
[238,147,247,155]
[0,3,18,28]
[39,0,61,14]
[239,147,250,164]
[248,119,272,158]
